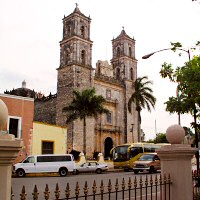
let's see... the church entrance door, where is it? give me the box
[104,137,113,159]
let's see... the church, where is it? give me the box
[10,5,139,158]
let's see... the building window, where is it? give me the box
[65,50,70,65]
[106,112,112,124]
[106,89,111,99]
[81,50,85,64]
[67,26,71,36]
[117,47,120,57]
[130,68,133,80]
[98,63,101,75]
[42,141,54,154]
[80,26,85,38]
[116,68,120,79]
[129,47,132,57]
[8,116,21,138]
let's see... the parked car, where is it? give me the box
[132,153,160,174]
[75,161,108,174]
[13,154,75,177]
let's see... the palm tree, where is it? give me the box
[128,76,156,141]
[62,88,109,155]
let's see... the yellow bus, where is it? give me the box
[110,143,169,171]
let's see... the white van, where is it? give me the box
[13,154,75,177]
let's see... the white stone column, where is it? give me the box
[0,99,23,200]
[156,124,196,200]
[0,134,23,199]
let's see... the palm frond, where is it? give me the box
[128,76,156,114]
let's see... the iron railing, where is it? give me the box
[193,170,200,200]
[12,174,171,200]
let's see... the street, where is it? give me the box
[12,171,160,199]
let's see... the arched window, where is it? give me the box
[67,26,71,36]
[81,50,85,64]
[130,68,133,80]
[117,47,120,57]
[116,68,120,79]
[98,63,101,75]
[129,47,132,57]
[65,50,70,65]
[80,26,85,38]
[106,89,111,99]
[106,112,112,124]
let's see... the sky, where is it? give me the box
[0,0,200,140]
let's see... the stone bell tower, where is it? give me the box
[110,28,138,142]
[56,4,94,153]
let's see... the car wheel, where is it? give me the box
[149,166,154,174]
[16,169,26,177]
[96,168,102,174]
[133,170,139,174]
[59,168,68,176]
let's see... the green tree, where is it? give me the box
[145,133,168,143]
[159,42,200,170]
[62,88,109,155]
[160,55,200,140]
[155,133,168,143]
[128,76,156,141]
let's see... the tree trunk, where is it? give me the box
[138,111,141,142]
[83,117,86,156]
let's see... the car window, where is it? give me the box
[90,162,96,167]
[24,156,35,163]
[138,154,154,161]
[82,163,89,167]
[154,155,160,160]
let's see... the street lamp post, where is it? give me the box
[142,47,199,171]
[142,47,191,61]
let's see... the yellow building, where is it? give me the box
[31,122,67,155]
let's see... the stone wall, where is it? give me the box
[34,96,57,125]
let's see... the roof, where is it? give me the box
[114,28,134,41]
[66,4,91,20]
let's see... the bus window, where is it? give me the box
[113,146,129,162]
[129,147,139,158]
[129,147,143,158]
[144,146,152,152]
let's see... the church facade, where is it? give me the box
[34,5,139,158]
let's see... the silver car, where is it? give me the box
[75,161,108,174]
